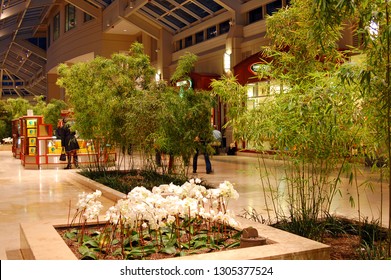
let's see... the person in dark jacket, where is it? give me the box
[192,135,212,174]
[57,118,79,169]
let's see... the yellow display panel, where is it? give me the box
[29,138,36,146]
[29,147,36,155]
[27,129,37,137]
[26,119,37,128]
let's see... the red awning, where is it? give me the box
[190,72,220,90]
[233,52,271,85]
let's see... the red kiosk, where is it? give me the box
[14,113,116,169]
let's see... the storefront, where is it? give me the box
[233,52,277,151]
[190,72,228,150]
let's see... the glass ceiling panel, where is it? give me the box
[197,0,223,12]
[184,2,209,18]
[139,0,228,32]
[145,2,165,16]
[157,19,177,31]
[164,14,186,28]
[173,9,197,23]
[155,0,175,10]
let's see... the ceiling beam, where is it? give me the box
[29,0,58,8]
[150,0,194,27]
[0,24,17,39]
[14,39,47,60]
[85,0,108,9]
[215,0,240,11]
[0,1,29,20]
[120,13,161,39]
[20,17,44,30]
[8,47,46,67]
[65,0,102,18]
[3,64,30,81]
[166,0,201,21]
[138,9,178,33]
[193,1,213,15]
[0,37,12,53]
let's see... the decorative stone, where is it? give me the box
[242,227,259,238]
[240,226,267,248]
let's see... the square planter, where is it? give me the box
[20,216,329,260]
[19,172,330,260]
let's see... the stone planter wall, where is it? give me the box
[19,172,330,260]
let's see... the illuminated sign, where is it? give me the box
[248,62,269,75]
[176,79,192,89]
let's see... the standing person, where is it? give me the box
[192,135,212,174]
[56,119,66,150]
[212,125,222,143]
[212,125,222,155]
[59,118,80,169]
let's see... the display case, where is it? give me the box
[18,114,116,169]
[42,138,116,167]
[20,115,53,169]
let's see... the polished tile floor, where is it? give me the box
[0,145,389,259]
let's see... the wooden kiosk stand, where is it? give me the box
[20,115,53,169]
[16,114,116,169]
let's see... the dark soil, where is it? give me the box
[58,226,370,260]
[323,234,362,260]
[79,169,193,194]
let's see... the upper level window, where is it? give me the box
[84,13,94,23]
[175,40,183,51]
[266,0,282,16]
[249,7,263,24]
[53,13,60,41]
[206,26,217,40]
[65,4,76,32]
[195,31,204,43]
[185,36,193,48]
[219,20,230,35]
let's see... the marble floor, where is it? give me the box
[0,145,389,259]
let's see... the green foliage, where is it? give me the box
[170,52,198,83]
[211,0,378,237]
[57,43,212,174]
[273,217,325,240]
[5,98,31,118]
[0,97,67,138]
[265,0,343,81]
[64,221,241,260]
[359,240,391,260]
[42,99,68,128]
[211,75,247,138]
[310,0,391,256]
[0,100,12,139]
[156,85,212,171]
[158,52,213,173]
[57,42,158,169]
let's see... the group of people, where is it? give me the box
[56,119,224,173]
[56,118,79,169]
